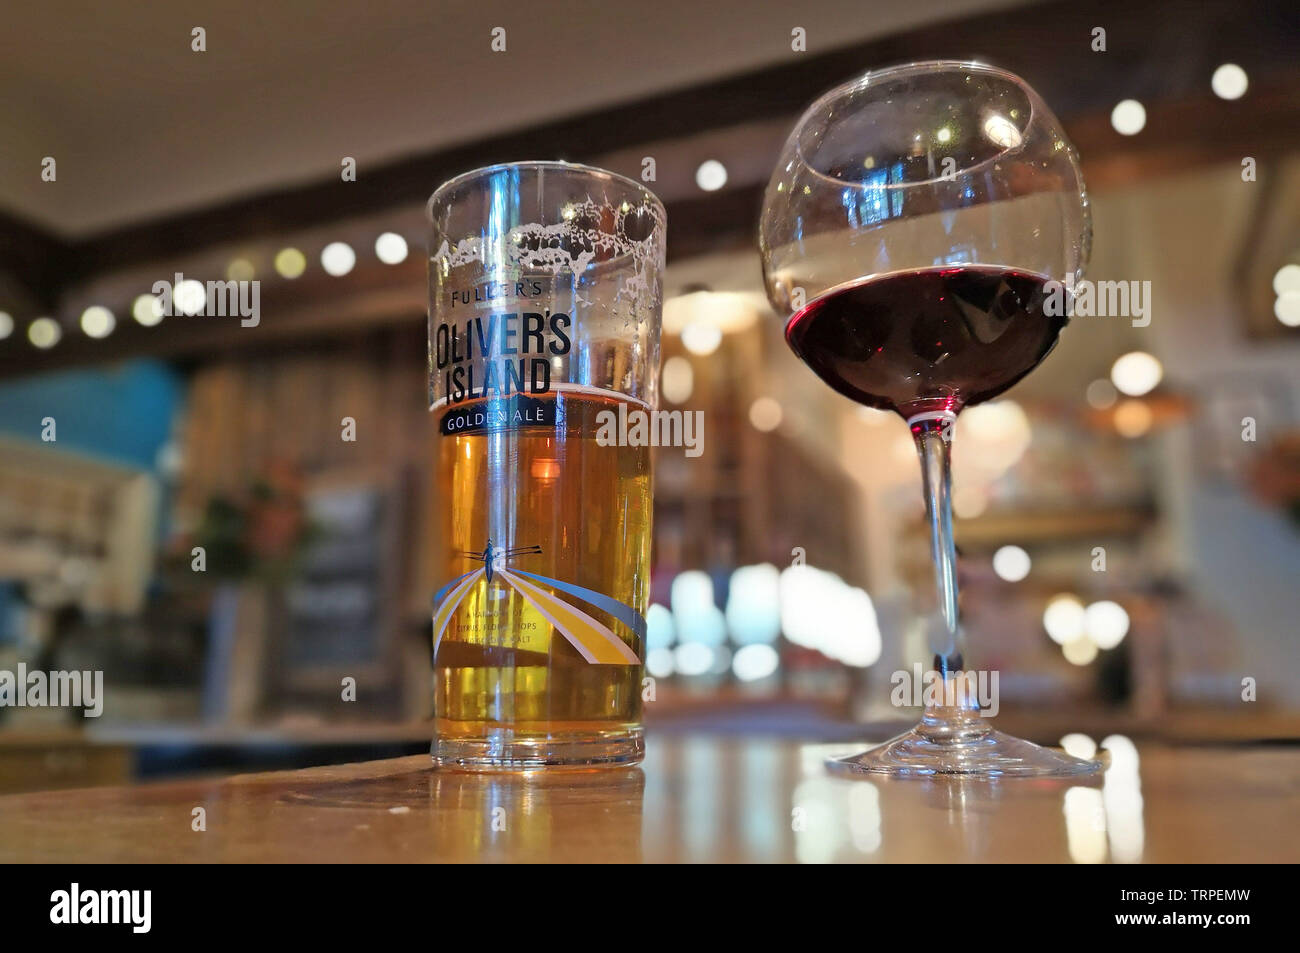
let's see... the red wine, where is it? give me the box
[785,266,1064,418]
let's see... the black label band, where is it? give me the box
[438,394,554,436]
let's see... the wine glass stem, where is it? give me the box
[910,412,965,680]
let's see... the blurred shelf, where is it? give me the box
[0,729,133,794]
[80,720,429,746]
[951,503,1156,546]
[2,700,1289,754]
[991,706,1300,746]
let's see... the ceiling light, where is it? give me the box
[992,545,1031,582]
[1110,99,1146,136]
[174,279,207,315]
[28,317,62,349]
[274,247,307,279]
[320,242,356,277]
[80,305,116,338]
[132,294,164,326]
[1110,351,1162,396]
[1043,594,1085,645]
[1211,63,1248,100]
[681,323,723,356]
[1272,264,1300,296]
[375,232,408,265]
[695,160,727,192]
[1084,600,1130,650]
[1275,293,1300,328]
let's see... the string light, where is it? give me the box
[174,279,207,316]
[28,317,62,349]
[1211,64,1248,100]
[1110,99,1146,136]
[374,232,408,265]
[321,242,356,277]
[132,294,164,326]
[274,247,307,279]
[80,305,116,338]
[695,160,727,191]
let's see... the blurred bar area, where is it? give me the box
[1,0,1299,796]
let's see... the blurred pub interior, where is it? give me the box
[1,0,1298,793]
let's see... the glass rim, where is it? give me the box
[427,160,665,220]
[809,58,1036,114]
[792,59,1043,192]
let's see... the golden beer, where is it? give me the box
[433,389,651,748]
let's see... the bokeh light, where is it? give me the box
[992,544,1031,582]
[320,242,356,277]
[1111,351,1162,396]
[274,247,307,279]
[28,317,62,349]
[79,305,116,338]
[374,232,408,265]
[1110,99,1146,135]
[132,294,164,326]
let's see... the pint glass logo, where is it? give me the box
[432,538,643,664]
[466,537,542,583]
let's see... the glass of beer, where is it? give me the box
[427,161,664,769]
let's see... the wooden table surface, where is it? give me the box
[1,736,1296,863]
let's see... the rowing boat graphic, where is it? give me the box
[432,539,643,664]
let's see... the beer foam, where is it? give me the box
[431,199,662,315]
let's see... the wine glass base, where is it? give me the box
[828,720,1103,779]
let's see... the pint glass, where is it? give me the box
[427,162,664,768]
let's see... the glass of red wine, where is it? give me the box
[761,60,1101,777]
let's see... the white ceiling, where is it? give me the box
[1,0,1029,237]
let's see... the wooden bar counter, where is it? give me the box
[1,736,1296,863]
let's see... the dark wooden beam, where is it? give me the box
[1,0,1297,379]
[0,210,72,310]
[1066,78,1300,191]
[54,0,1299,280]
[0,188,764,377]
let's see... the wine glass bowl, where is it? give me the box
[761,61,1101,777]
[763,61,1090,420]
[761,60,1090,323]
